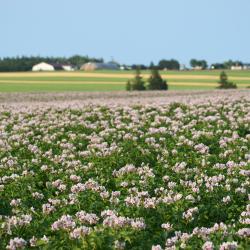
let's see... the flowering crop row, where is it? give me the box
[0,94,249,249]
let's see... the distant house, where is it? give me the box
[32,62,56,71]
[231,65,243,70]
[243,64,250,70]
[192,66,203,70]
[50,63,65,70]
[120,65,131,70]
[80,62,119,71]
[62,64,74,71]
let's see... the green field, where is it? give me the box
[0,70,249,92]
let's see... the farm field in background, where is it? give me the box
[0,70,249,92]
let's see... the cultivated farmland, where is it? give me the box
[0,70,249,92]
[0,90,249,249]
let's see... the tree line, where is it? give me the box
[0,56,248,72]
[126,59,247,71]
[131,59,180,70]
[0,55,103,72]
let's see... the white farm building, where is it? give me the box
[32,62,55,71]
[32,62,74,72]
[231,65,243,71]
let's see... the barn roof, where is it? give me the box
[80,62,119,70]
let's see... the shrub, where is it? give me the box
[218,71,237,89]
[147,68,168,90]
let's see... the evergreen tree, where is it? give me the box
[126,67,146,91]
[149,61,155,69]
[218,71,237,89]
[147,68,168,90]
[126,80,132,91]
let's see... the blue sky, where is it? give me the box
[1,0,250,66]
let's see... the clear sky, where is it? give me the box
[1,0,250,66]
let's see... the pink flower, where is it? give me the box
[6,238,27,250]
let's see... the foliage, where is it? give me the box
[210,63,226,70]
[126,68,146,91]
[0,98,249,249]
[217,71,237,89]
[223,60,243,69]
[147,69,168,90]
[158,59,180,70]
[149,62,155,70]
[190,59,207,69]
[131,64,148,70]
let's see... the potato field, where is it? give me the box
[0,91,249,250]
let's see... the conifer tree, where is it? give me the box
[147,68,168,90]
[218,71,237,89]
[126,67,146,91]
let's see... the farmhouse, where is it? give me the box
[243,63,250,70]
[192,66,203,70]
[62,65,74,71]
[80,62,119,71]
[231,65,243,70]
